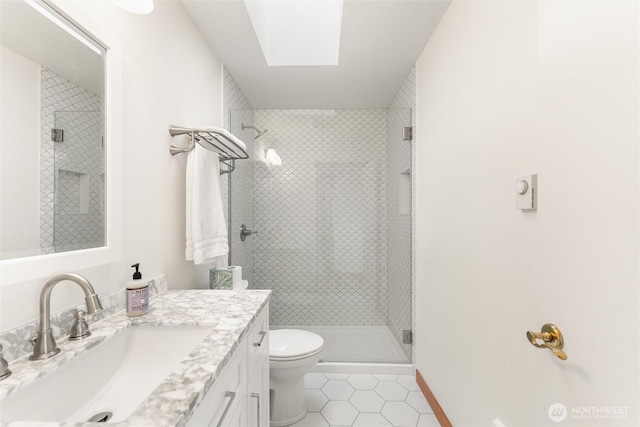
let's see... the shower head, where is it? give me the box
[242,124,268,139]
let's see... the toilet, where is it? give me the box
[269,329,324,426]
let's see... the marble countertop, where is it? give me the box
[0,289,271,427]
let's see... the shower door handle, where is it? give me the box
[240,224,258,241]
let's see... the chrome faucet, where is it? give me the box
[0,344,11,380]
[30,274,103,360]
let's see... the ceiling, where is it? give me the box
[182,0,451,109]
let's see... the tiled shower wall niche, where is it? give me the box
[40,68,104,254]
[253,109,389,326]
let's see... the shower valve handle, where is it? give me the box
[240,224,258,242]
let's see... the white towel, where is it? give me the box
[185,144,228,267]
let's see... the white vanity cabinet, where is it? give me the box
[186,305,269,427]
[247,307,269,427]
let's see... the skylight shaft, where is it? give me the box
[244,0,344,67]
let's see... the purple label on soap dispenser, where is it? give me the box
[127,287,148,315]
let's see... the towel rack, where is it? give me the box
[168,125,249,174]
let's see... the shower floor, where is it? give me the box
[271,325,410,364]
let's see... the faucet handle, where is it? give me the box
[0,344,11,380]
[69,310,91,341]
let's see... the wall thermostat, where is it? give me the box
[516,174,536,210]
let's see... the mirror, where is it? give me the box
[0,0,106,260]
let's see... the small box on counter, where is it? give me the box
[209,267,233,289]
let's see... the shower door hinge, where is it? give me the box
[403,330,413,344]
[51,129,64,142]
[402,127,413,141]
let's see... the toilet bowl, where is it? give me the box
[269,329,324,426]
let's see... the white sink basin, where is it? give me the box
[0,325,215,424]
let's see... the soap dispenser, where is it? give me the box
[126,263,148,317]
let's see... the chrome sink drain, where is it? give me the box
[88,412,113,423]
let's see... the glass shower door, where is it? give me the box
[386,108,413,362]
[227,109,256,286]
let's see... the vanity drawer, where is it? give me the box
[248,306,269,373]
[187,339,247,427]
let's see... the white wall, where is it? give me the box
[0,0,222,330]
[0,46,41,259]
[415,0,638,425]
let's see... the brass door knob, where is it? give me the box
[526,323,567,360]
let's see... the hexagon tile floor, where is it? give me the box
[284,373,440,427]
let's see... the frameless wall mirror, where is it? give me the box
[1,0,105,260]
[0,0,122,285]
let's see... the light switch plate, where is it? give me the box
[516,174,537,210]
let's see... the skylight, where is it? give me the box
[243,0,344,66]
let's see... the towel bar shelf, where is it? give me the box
[168,125,249,175]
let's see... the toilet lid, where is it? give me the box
[269,329,324,359]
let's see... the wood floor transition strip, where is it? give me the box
[416,369,453,427]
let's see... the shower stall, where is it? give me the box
[228,107,413,366]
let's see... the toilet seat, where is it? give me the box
[269,329,324,361]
